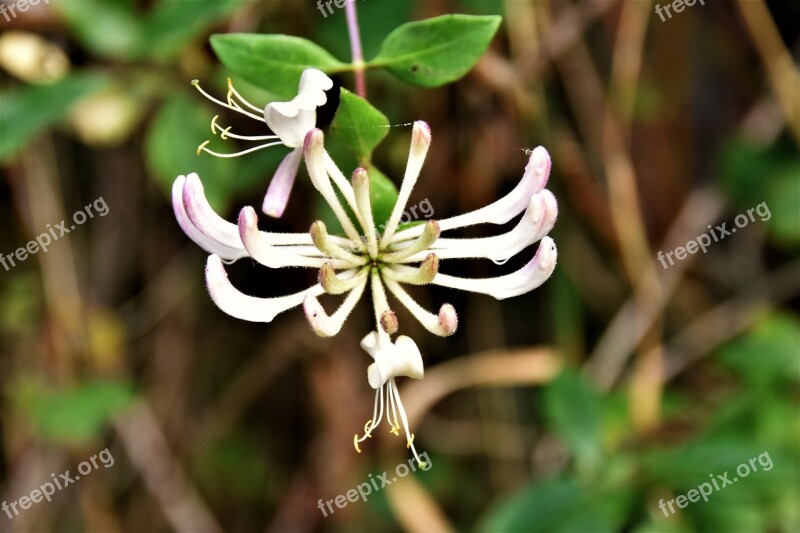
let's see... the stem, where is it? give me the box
[345,0,367,97]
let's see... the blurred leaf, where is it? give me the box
[717,313,800,385]
[145,92,242,210]
[327,88,390,163]
[210,34,345,100]
[719,136,800,245]
[478,476,633,532]
[194,432,272,504]
[56,0,143,59]
[144,0,247,61]
[542,369,603,470]
[0,73,108,161]
[371,14,502,87]
[19,380,135,444]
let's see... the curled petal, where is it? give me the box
[264,69,333,147]
[392,146,552,242]
[239,207,344,268]
[172,176,246,261]
[382,277,458,337]
[367,336,424,389]
[319,263,368,294]
[381,254,439,285]
[382,220,440,263]
[262,147,303,218]
[399,189,558,263]
[432,236,558,299]
[303,275,369,337]
[205,255,324,322]
[360,331,380,359]
[183,173,244,250]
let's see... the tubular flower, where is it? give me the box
[192,68,333,218]
[171,121,558,466]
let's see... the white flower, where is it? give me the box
[191,68,333,218]
[171,121,558,465]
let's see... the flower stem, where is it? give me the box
[345,0,367,97]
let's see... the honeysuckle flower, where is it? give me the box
[191,68,333,218]
[171,121,558,466]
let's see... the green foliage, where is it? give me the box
[720,136,800,245]
[542,368,603,471]
[717,313,800,386]
[144,0,247,61]
[371,15,502,87]
[56,0,143,60]
[17,379,135,444]
[0,73,108,161]
[211,34,345,100]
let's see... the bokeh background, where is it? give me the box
[1,0,798,531]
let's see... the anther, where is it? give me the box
[196,140,210,156]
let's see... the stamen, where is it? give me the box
[211,114,220,134]
[354,434,362,453]
[198,140,285,158]
[191,79,264,122]
[227,77,263,113]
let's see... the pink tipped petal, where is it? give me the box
[431,236,558,300]
[182,173,243,249]
[399,189,558,264]
[205,255,324,322]
[382,278,458,337]
[238,207,340,269]
[393,146,553,242]
[262,148,303,218]
[172,176,247,261]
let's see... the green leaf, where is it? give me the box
[542,369,603,471]
[0,73,109,161]
[144,0,247,61]
[18,380,135,444]
[371,14,502,87]
[327,88,390,163]
[145,92,241,211]
[717,313,800,385]
[477,477,633,533]
[56,0,143,59]
[210,34,345,99]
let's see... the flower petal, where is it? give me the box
[264,106,316,148]
[380,121,431,247]
[205,254,324,322]
[431,236,558,299]
[262,147,303,218]
[172,176,247,261]
[303,274,368,337]
[367,336,424,389]
[398,189,557,264]
[382,277,458,337]
[239,207,350,269]
[182,173,245,250]
[392,145,552,242]
[294,68,334,110]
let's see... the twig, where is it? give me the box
[345,0,366,97]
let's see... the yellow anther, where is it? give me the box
[363,420,373,434]
[219,126,232,140]
[196,140,210,156]
[227,77,233,90]
[390,424,400,436]
[406,434,415,449]
[353,434,362,453]
[210,114,220,134]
